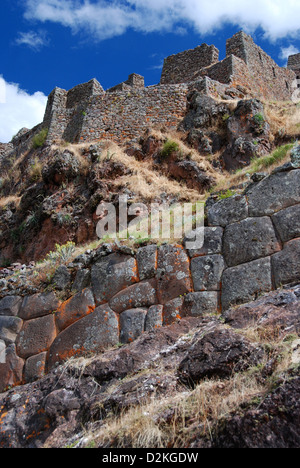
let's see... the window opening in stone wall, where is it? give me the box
[272,67,276,78]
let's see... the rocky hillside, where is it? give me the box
[0,284,299,448]
[1,91,300,449]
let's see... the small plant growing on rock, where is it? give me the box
[46,242,76,265]
[160,139,180,159]
[32,128,48,149]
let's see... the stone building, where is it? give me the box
[14,31,298,148]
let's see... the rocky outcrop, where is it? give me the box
[0,284,299,448]
[0,159,300,393]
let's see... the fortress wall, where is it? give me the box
[65,79,104,109]
[160,44,219,85]
[226,31,296,101]
[78,84,190,144]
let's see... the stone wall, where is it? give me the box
[160,44,219,85]
[107,73,145,93]
[44,82,191,145]
[288,53,300,80]
[226,31,295,101]
[1,160,300,392]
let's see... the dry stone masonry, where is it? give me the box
[4,31,295,151]
[0,159,300,392]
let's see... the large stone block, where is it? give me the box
[0,296,22,317]
[19,292,60,320]
[0,316,23,345]
[91,253,139,305]
[191,254,225,291]
[206,195,248,227]
[183,292,220,317]
[55,288,96,332]
[24,352,47,383]
[145,305,163,332]
[16,315,57,359]
[272,204,300,243]
[0,344,24,393]
[48,304,119,370]
[120,308,147,344]
[109,280,157,314]
[163,296,184,325]
[223,217,281,267]
[247,169,300,217]
[156,244,192,304]
[187,226,223,258]
[221,257,273,310]
[136,245,157,280]
[272,238,300,288]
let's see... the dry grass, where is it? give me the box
[98,140,207,202]
[80,370,265,448]
[264,100,300,139]
[0,194,21,209]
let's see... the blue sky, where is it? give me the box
[1,0,300,142]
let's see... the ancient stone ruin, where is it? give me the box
[1,160,299,392]
[2,30,295,157]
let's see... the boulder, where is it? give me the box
[0,316,23,345]
[163,296,184,325]
[91,253,138,305]
[0,296,22,317]
[183,292,220,317]
[223,217,281,267]
[136,245,157,280]
[221,257,273,310]
[156,244,192,304]
[184,226,223,258]
[120,308,147,344]
[206,195,248,227]
[16,315,57,359]
[191,254,225,291]
[71,268,91,293]
[222,99,271,171]
[19,292,60,320]
[272,238,300,288]
[0,344,24,393]
[42,150,81,185]
[52,265,71,291]
[24,352,47,383]
[145,305,163,332]
[48,304,119,370]
[272,204,300,243]
[55,288,95,332]
[177,322,264,385]
[109,280,157,314]
[247,169,300,217]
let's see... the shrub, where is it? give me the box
[46,242,76,265]
[32,128,48,149]
[160,139,180,159]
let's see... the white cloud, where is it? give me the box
[0,77,47,143]
[15,30,49,50]
[279,45,300,63]
[23,0,300,42]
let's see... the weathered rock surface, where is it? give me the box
[223,217,281,267]
[221,257,273,310]
[47,304,119,370]
[212,369,300,448]
[91,253,138,305]
[177,322,264,385]
[156,244,192,304]
[246,169,300,217]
